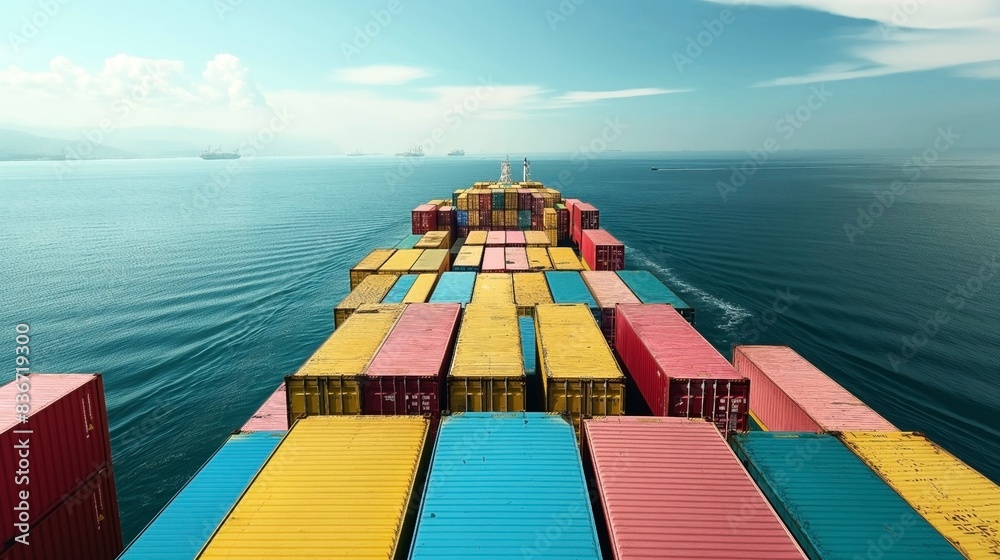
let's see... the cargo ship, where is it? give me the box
[3,157,998,559]
[447,148,465,156]
[198,146,240,160]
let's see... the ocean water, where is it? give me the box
[1,152,998,542]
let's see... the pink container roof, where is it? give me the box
[240,383,289,432]
[581,271,639,308]
[505,231,526,245]
[366,304,462,377]
[482,246,506,270]
[583,416,806,560]
[503,246,529,271]
[486,231,506,245]
[1,373,98,431]
[582,229,623,245]
[414,204,436,211]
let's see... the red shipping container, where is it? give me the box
[504,247,529,272]
[732,346,897,432]
[531,215,544,231]
[485,231,506,247]
[615,305,749,434]
[582,416,807,560]
[531,193,544,216]
[411,204,438,234]
[580,271,639,344]
[581,229,625,271]
[479,191,492,211]
[481,246,506,273]
[1,466,122,560]
[517,189,532,210]
[477,209,492,229]
[456,226,470,238]
[240,383,288,432]
[572,203,600,245]
[505,231,525,247]
[363,304,461,425]
[0,374,116,546]
[556,207,569,241]
[436,206,454,233]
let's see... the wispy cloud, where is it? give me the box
[554,87,691,103]
[333,64,432,85]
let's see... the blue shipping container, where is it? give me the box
[456,210,468,227]
[519,316,536,376]
[396,234,424,249]
[616,270,695,324]
[120,431,283,559]
[544,271,599,323]
[409,413,601,560]
[518,209,532,229]
[730,432,963,560]
[382,274,419,303]
[428,271,476,306]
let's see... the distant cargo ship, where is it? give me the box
[199,146,240,160]
[347,148,366,156]
[447,149,465,156]
[396,146,424,157]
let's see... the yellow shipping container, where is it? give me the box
[286,304,403,422]
[543,208,558,229]
[468,209,480,227]
[468,191,479,211]
[472,273,514,305]
[466,230,488,245]
[505,209,517,227]
[403,273,438,303]
[454,245,484,270]
[535,304,625,433]
[545,228,558,247]
[378,249,424,276]
[548,247,584,271]
[410,248,449,275]
[415,230,450,249]
[545,188,562,204]
[526,247,552,271]
[349,248,396,290]
[449,303,524,412]
[197,416,428,560]
[427,199,447,208]
[492,210,504,227]
[542,192,555,208]
[457,192,469,211]
[838,431,1000,558]
[524,231,551,247]
[513,272,553,317]
[334,274,399,328]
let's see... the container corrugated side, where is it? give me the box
[524,230,551,247]
[409,413,601,560]
[381,274,418,304]
[526,246,552,270]
[615,304,749,434]
[472,272,514,305]
[409,248,449,275]
[519,317,537,376]
[378,248,424,276]
[580,229,625,271]
[402,273,438,303]
[286,304,403,422]
[240,383,288,432]
[730,432,963,560]
[733,346,897,432]
[452,245,483,272]
[513,272,552,317]
[535,304,625,433]
[333,274,398,328]
[363,304,461,422]
[837,431,1000,558]
[580,271,640,344]
[615,270,695,324]
[465,230,488,245]
[0,374,116,543]
[544,270,599,322]
[197,416,429,560]
[428,271,476,305]
[548,247,585,271]
[349,248,396,289]
[448,304,525,412]
[120,432,284,559]
[581,417,806,560]
[504,246,529,272]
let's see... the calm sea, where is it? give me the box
[1,152,997,542]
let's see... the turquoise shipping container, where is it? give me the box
[382,274,419,303]
[491,189,505,209]
[730,432,964,560]
[428,271,476,306]
[119,431,284,559]
[518,209,532,229]
[544,271,599,323]
[409,412,601,560]
[396,234,424,249]
[616,270,695,325]
[519,316,536,376]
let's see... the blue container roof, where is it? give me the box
[395,234,424,249]
[120,431,284,559]
[544,271,597,310]
[518,316,536,375]
[381,274,417,303]
[409,412,601,560]
[616,270,691,310]
[428,271,476,304]
[730,432,963,560]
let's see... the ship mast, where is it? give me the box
[499,155,512,183]
[523,158,531,182]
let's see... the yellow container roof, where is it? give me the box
[535,304,623,380]
[411,249,448,272]
[454,245,484,268]
[379,249,424,273]
[336,274,398,310]
[513,272,553,307]
[352,248,396,271]
[198,416,428,560]
[466,231,488,245]
[295,304,403,376]
[450,303,523,378]
[548,247,584,270]
[525,247,552,270]
[403,274,438,303]
[472,273,514,305]
[523,231,551,246]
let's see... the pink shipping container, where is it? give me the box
[732,346,897,432]
[504,246,529,272]
[0,374,116,545]
[581,229,625,271]
[363,304,461,425]
[486,231,506,246]
[411,204,438,234]
[615,305,749,434]
[1,467,122,560]
[580,271,640,344]
[581,416,807,560]
[572,203,600,245]
[240,383,289,432]
[565,198,581,233]
[505,230,526,247]
[481,247,506,273]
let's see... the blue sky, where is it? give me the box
[1,0,998,153]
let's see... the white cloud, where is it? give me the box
[554,88,691,103]
[333,64,432,85]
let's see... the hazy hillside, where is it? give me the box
[0,129,138,160]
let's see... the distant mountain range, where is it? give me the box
[0,129,138,161]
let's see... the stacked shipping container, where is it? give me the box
[616,270,695,324]
[448,304,524,412]
[580,270,640,344]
